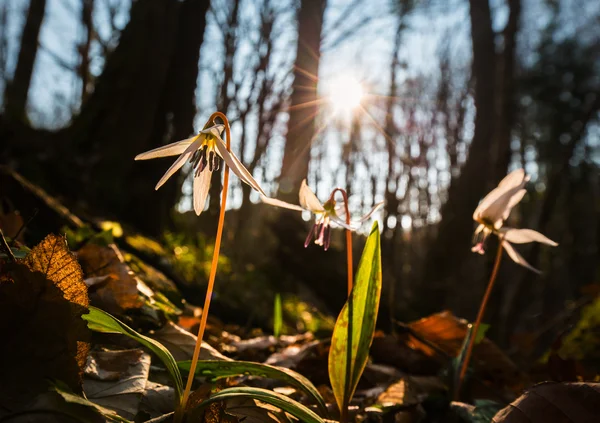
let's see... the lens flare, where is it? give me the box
[327,75,364,113]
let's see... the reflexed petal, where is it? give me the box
[329,213,358,231]
[193,169,213,215]
[501,228,558,246]
[259,195,303,211]
[502,241,541,274]
[356,201,385,223]
[214,137,267,196]
[299,180,324,213]
[135,136,199,160]
[155,140,202,190]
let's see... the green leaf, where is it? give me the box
[178,359,328,417]
[452,322,490,395]
[328,221,382,414]
[190,387,325,423]
[274,293,282,338]
[82,306,183,401]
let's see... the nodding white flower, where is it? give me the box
[135,124,268,216]
[261,179,383,250]
[472,169,558,273]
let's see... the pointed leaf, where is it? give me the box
[177,360,327,416]
[82,306,183,401]
[328,221,382,413]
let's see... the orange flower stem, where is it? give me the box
[332,188,353,296]
[455,237,504,400]
[176,112,231,421]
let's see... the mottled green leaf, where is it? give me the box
[328,222,382,414]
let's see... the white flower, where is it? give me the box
[472,169,558,273]
[135,124,268,216]
[261,179,383,250]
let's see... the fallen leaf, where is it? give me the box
[376,376,446,408]
[492,382,600,422]
[140,381,175,419]
[408,311,528,394]
[77,243,145,313]
[0,234,90,411]
[83,349,151,419]
[150,321,230,361]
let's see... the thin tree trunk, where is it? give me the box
[418,0,497,315]
[5,0,46,121]
[278,0,326,201]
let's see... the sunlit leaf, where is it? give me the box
[178,360,328,416]
[328,221,382,414]
[82,306,183,401]
[189,386,325,423]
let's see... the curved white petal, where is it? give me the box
[473,169,528,222]
[259,195,303,212]
[135,136,199,160]
[501,228,558,246]
[155,140,202,190]
[356,201,385,224]
[299,180,324,213]
[193,169,213,215]
[329,213,358,231]
[498,169,527,188]
[502,241,541,274]
[501,189,527,221]
[214,137,267,196]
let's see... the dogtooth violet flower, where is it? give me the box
[261,179,383,250]
[135,123,273,215]
[471,168,557,273]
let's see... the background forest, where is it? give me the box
[1,0,599,373]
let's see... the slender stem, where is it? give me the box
[176,112,231,421]
[332,188,353,296]
[331,188,352,423]
[455,237,504,400]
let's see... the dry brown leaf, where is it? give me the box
[492,382,600,423]
[408,311,529,394]
[83,349,151,419]
[0,234,90,411]
[77,243,144,313]
[150,321,230,361]
[376,376,446,408]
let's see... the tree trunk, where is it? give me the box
[5,0,46,121]
[278,0,326,201]
[2,0,211,236]
[417,0,497,315]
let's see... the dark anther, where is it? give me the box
[198,147,208,172]
[213,154,221,171]
[209,151,215,172]
[189,149,201,165]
